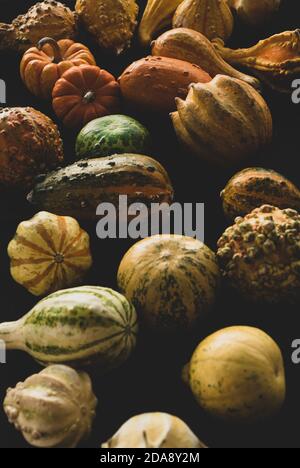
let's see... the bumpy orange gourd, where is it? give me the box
[52,65,120,129]
[20,38,96,100]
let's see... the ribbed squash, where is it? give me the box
[8,212,92,297]
[0,286,138,369]
[118,235,220,333]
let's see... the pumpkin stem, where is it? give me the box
[83,91,96,104]
[38,37,62,64]
[0,320,24,350]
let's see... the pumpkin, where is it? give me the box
[52,65,120,129]
[4,365,97,448]
[0,286,138,369]
[28,155,174,221]
[118,235,220,333]
[75,115,151,159]
[7,211,92,297]
[171,75,273,167]
[119,56,211,113]
[187,326,286,422]
[20,38,96,100]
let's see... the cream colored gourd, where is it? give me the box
[171,74,273,167]
[173,0,234,43]
[187,326,286,422]
[139,0,184,47]
[4,365,97,448]
[8,211,92,297]
[227,0,281,26]
[102,413,207,448]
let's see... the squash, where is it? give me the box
[173,0,234,43]
[0,1,78,53]
[0,107,64,190]
[187,326,286,422]
[221,168,300,221]
[52,65,120,129]
[75,115,151,159]
[4,365,97,448]
[152,28,260,89]
[171,75,273,167]
[227,0,281,26]
[27,155,174,221]
[8,211,92,297]
[20,38,96,100]
[102,413,207,448]
[0,286,138,369]
[119,56,211,113]
[118,235,220,333]
[75,0,139,55]
[138,0,184,47]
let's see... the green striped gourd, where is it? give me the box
[0,286,138,369]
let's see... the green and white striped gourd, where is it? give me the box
[0,286,138,370]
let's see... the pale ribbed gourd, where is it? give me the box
[0,286,138,369]
[4,365,97,448]
[102,413,207,448]
[171,74,273,167]
[173,0,234,43]
[8,211,92,297]
[227,0,281,26]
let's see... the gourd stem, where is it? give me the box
[38,37,62,63]
[83,91,96,104]
[0,320,24,350]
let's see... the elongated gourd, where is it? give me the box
[0,286,138,370]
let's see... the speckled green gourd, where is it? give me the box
[0,286,138,369]
[75,115,151,159]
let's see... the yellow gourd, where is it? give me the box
[8,211,92,296]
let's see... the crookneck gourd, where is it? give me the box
[0,1,78,53]
[4,365,97,448]
[0,107,64,190]
[221,168,300,220]
[217,205,300,304]
[102,413,207,448]
[213,30,300,93]
[118,235,220,333]
[0,286,138,369]
[75,0,139,55]
[152,28,260,89]
[186,326,286,422]
[173,0,234,43]
[20,38,96,100]
[138,0,184,47]
[227,0,281,26]
[8,211,92,297]
[171,75,272,167]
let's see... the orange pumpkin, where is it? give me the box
[20,37,96,100]
[52,65,121,129]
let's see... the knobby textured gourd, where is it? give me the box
[186,326,286,422]
[0,286,138,369]
[20,38,96,100]
[118,235,220,333]
[0,107,64,190]
[171,75,273,167]
[221,168,300,220]
[75,0,139,55]
[173,0,234,43]
[227,0,281,26]
[138,0,184,47]
[4,365,97,448]
[8,211,92,297]
[102,413,207,448]
[152,28,260,89]
[0,1,78,53]
[213,30,300,93]
[217,205,300,304]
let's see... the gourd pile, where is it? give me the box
[0,0,299,449]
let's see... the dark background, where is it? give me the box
[0,0,300,449]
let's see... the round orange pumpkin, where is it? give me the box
[52,65,121,129]
[20,38,96,100]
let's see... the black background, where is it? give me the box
[0,0,300,449]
